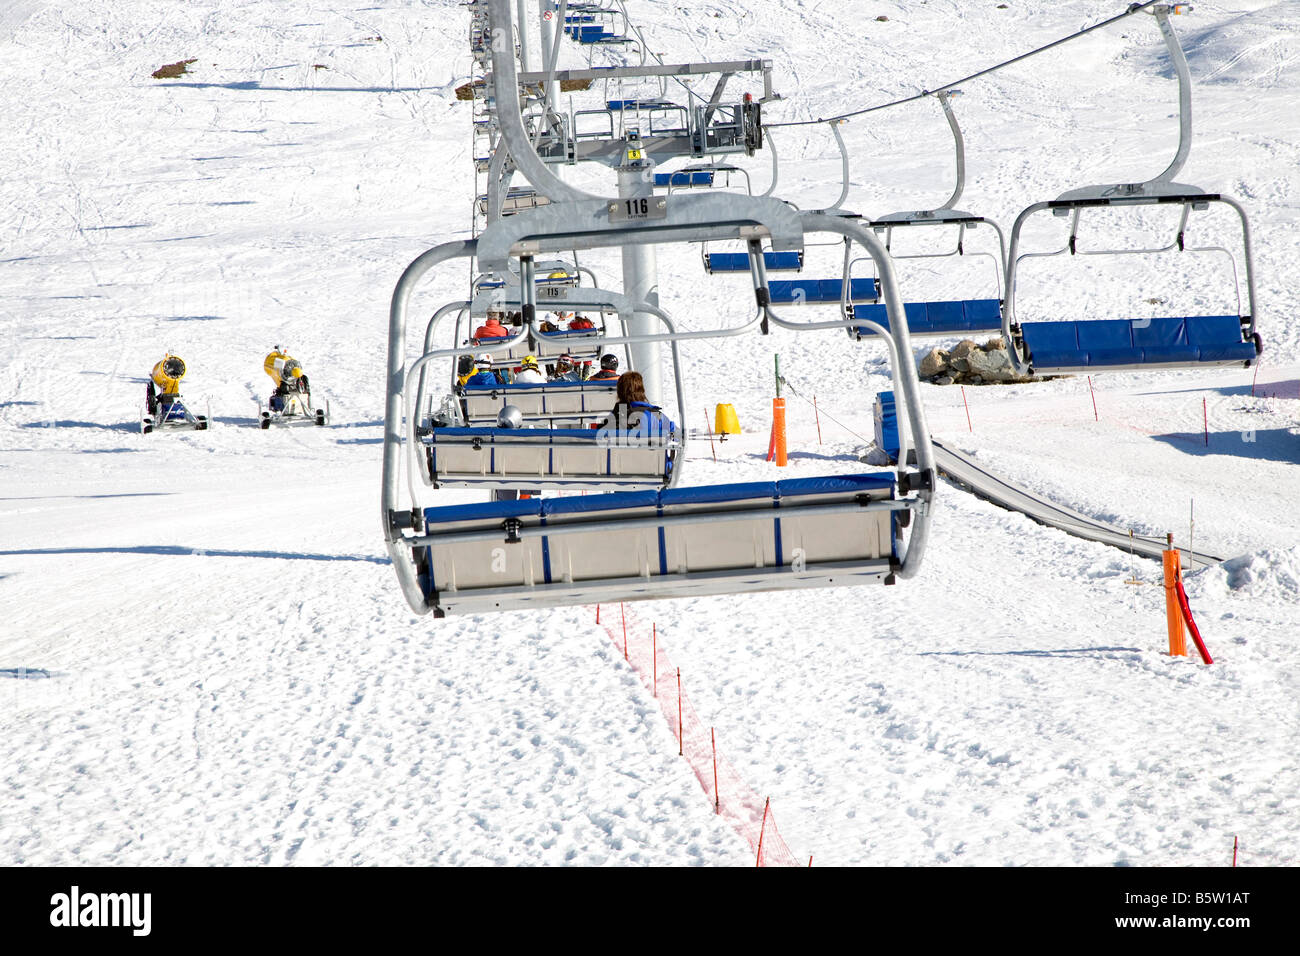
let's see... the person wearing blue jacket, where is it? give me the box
[601,371,676,440]
[464,353,505,387]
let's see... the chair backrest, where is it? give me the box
[535,327,604,360]
[461,380,618,426]
[424,426,675,490]
[1019,314,1255,371]
[418,473,899,614]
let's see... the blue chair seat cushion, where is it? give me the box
[769,277,879,304]
[855,298,1001,336]
[1022,315,1252,368]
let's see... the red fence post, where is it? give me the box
[962,386,972,432]
[652,623,657,698]
[677,669,683,756]
[756,797,770,867]
[621,603,627,661]
[1174,579,1214,665]
[711,727,719,813]
[1088,375,1098,421]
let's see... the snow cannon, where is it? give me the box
[260,347,326,428]
[142,354,206,432]
[264,348,304,389]
[151,354,186,394]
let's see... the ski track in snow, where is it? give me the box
[1,0,1297,866]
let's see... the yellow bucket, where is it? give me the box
[714,403,741,436]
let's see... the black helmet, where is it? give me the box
[600,353,619,371]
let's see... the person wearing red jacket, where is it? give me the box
[473,310,509,341]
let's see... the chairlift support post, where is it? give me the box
[516,0,532,71]
[539,1,562,112]
[616,133,662,399]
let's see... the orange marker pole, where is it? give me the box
[704,407,717,462]
[773,355,787,467]
[1163,533,1187,657]
[772,398,787,467]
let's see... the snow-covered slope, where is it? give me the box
[1,0,1296,865]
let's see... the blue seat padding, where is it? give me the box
[1187,315,1256,363]
[428,426,501,439]
[660,481,778,507]
[609,99,671,111]
[1023,315,1252,369]
[854,298,1002,336]
[537,328,603,341]
[541,490,661,516]
[769,277,879,304]
[1022,321,1084,369]
[965,298,1002,331]
[423,497,542,525]
[1077,319,1138,366]
[1130,317,1188,364]
[705,251,803,273]
[776,474,896,497]
[874,391,899,462]
[653,170,714,187]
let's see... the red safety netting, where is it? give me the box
[597,602,803,867]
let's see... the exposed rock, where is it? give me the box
[919,347,949,378]
[950,339,980,361]
[966,347,1018,382]
[860,445,894,466]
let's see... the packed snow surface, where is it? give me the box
[1,0,1297,865]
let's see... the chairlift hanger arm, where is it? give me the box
[383,239,477,608]
[474,191,804,272]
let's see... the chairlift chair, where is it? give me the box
[845,90,1008,340]
[383,196,938,617]
[1001,4,1261,375]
